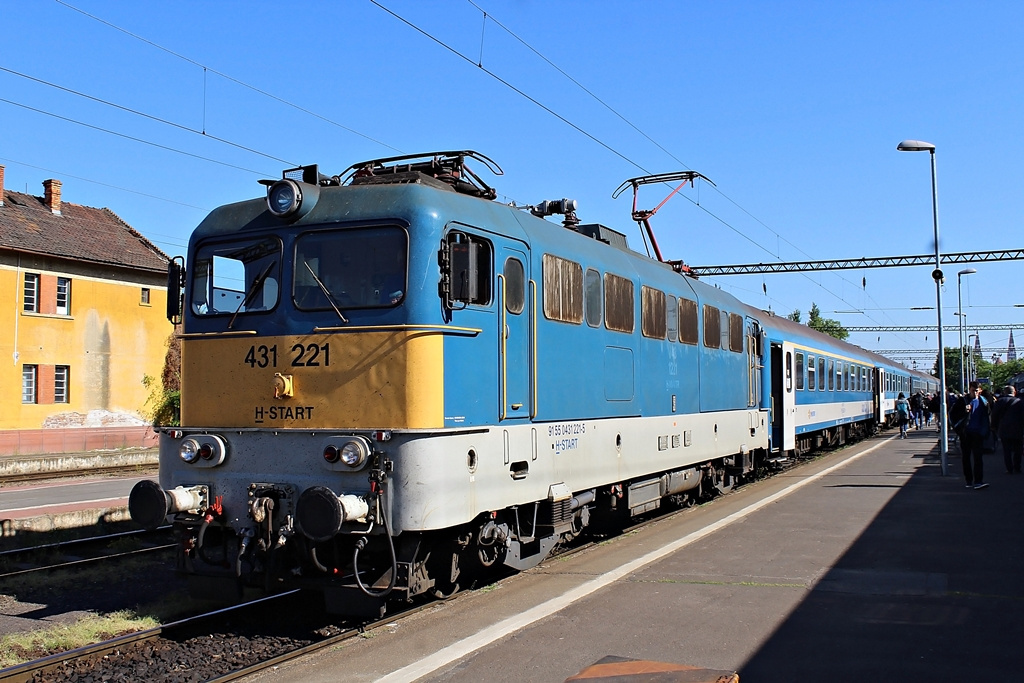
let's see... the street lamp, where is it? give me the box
[898,139,948,475]
[957,268,977,392]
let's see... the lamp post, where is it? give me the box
[957,268,976,392]
[898,139,948,475]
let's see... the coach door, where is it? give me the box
[770,341,797,452]
[497,243,532,420]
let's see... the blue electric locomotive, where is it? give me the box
[129,151,928,614]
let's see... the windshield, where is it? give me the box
[294,226,408,310]
[190,236,282,316]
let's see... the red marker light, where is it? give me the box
[323,445,340,463]
[199,443,215,460]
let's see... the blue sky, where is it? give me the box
[2,1,1021,365]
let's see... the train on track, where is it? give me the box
[129,151,938,615]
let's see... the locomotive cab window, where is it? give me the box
[296,226,408,310]
[444,230,492,306]
[191,236,282,316]
[503,257,525,314]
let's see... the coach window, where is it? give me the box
[542,254,583,324]
[838,363,844,391]
[807,355,816,390]
[703,305,721,349]
[503,258,525,314]
[604,273,634,333]
[679,298,698,345]
[844,365,850,391]
[818,357,826,391]
[786,351,793,392]
[584,268,602,327]
[796,352,805,390]
[729,313,744,353]
[666,295,678,342]
[828,359,835,390]
[641,286,667,339]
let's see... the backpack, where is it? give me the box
[966,396,991,437]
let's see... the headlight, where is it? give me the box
[180,438,201,463]
[340,438,370,468]
[267,179,300,216]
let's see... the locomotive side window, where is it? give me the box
[729,313,744,353]
[542,254,583,324]
[719,310,730,349]
[443,230,492,306]
[703,305,721,349]
[679,298,698,345]
[796,352,805,390]
[604,273,634,333]
[584,268,602,327]
[641,286,666,339]
[808,354,816,390]
[666,295,678,342]
[503,258,525,315]
[296,226,408,310]
[191,236,282,316]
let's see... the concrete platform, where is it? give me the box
[0,449,156,540]
[243,428,1024,682]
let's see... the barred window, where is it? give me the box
[54,366,70,403]
[584,268,602,327]
[604,273,634,333]
[542,254,583,324]
[24,273,39,313]
[22,365,37,404]
[641,286,666,339]
[679,298,698,345]
[703,305,721,349]
[56,277,71,315]
[796,352,805,390]
[729,313,744,353]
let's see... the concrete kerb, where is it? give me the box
[0,448,158,478]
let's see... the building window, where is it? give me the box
[24,273,40,312]
[56,277,71,315]
[54,366,70,403]
[542,254,583,324]
[141,287,151,305]
[603,273,634,333]
[22,365,38,404]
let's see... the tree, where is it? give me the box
[806,303,849,341]
[787,310,801,323]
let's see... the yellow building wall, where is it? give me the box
[0,263,173,430]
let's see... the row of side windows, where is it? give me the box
[794,351,875,392]
[542,254,743,353]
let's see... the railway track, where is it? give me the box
[0,464,158,486]
[0,527,175,580]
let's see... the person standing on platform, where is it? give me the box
[896,392,911,439]
[910,392,924,430]
[992,385,1023,474]
[959,381,992,489]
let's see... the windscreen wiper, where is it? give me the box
[228,261,275,330]
[303,261,349,324]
